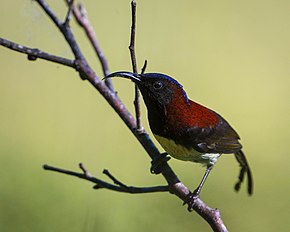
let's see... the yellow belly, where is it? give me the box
[153,134,221,165]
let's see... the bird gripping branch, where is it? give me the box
[105,71,253,199]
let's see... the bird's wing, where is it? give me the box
[180,114,242,154]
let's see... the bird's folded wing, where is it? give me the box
[181,114,242,154]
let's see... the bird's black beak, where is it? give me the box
[104,71,141,83]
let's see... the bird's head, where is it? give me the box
[104,71,189,109]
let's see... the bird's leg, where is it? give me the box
[185,164,214,211]
[194,164,214,196]
[150,152,171,174]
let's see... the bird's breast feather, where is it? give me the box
[154,134,221,165]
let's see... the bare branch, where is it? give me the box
[0,38,75,67]
[64,0,74,25]
[79,162,93,178]
[43,163,227,231]
[103,169,128,188]
[36,0,62,28]
[129,0,138,74]
[141,60,148,74]
[129,0,143,132]
[36,0,84,60]
[43,164,169,194]
[66,0,114,91]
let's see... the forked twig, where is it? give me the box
[64,0,74,25]
[65,0,114,91]
[43,164,169,193]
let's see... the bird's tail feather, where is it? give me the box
[234,150,253,195]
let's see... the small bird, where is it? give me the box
[105,71,253,199]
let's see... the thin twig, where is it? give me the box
[129,0,138,74]
[0,38,75,67]
[129,0,143,133]
[65,0,114,91]
[36,0,84,60]
[36,0,62,27]
[79,162,92,178]
[103,169,128,188]
[141,60,148,74]
[64,0,74,25]
[43,164,169,193]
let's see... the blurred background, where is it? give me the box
[1,0,290,231]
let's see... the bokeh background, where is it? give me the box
[1,0,290,231]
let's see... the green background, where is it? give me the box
[1,0,290,231]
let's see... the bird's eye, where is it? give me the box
[153,81,163,90]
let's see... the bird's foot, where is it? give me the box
[150,153,171,174]
[183,190,200,212]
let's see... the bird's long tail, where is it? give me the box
[234,150,253,195]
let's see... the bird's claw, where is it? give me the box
[183,191,200,212]
[150,153,171,174]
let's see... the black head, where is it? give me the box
[105,71,188,107]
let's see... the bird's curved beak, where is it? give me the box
[104,71,141,83]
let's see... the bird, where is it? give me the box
[105,71,253,200]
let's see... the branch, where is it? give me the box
[36,0,84,60]
[43,163,169,194]
[43,163,227,231]
[129,0,143,132]
[65,0,114,91]
[64,0,74,25]
[1,1,228,231]
[141,60,148,74]
[129,0,138,74]
[0,38,75,67]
